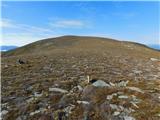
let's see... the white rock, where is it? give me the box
[110,104,119,110]
[49,87,68,93]
[115,81,129,87]
[64,104,75,115]
[109,82,115,86]
[123,116,136,120]
[77,85,83,91]
[150,58,159,61]
[130,101,139,108]
[77,100,90,105]
[34,92,43,97]
[118,95,129,99]
[1,110,8,115]
[127,87,144,93]
[92,80,110,87]
[30,110,41,116]
[113,111,120,116]
[106,93,117,100]
[132,70,142,74]
[71,85,83,93]
[106,95,113,100]
[29,108,46,116]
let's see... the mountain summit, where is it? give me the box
[3,35,159,57]
[2,36,160,120]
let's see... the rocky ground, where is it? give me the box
[1,36,160,120]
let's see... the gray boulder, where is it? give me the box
[92,80,110,87]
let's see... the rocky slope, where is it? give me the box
[1,36,160,120]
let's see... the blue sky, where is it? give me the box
[1,1,159,46]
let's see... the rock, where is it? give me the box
[127,87,144,93]
[106,95,113,100]
[17,59,26,64]
[110,104,119,111]
[130,102,139,108]
[123,116,136,120]
[123,108,135,114]
[49,88,68,93]
[92,80,110,87]
[77,100,90,105]
[34,92,43,97]
[115,81,129,87]
[4,64,8,68]
[30,108,46,116]
[132,70,142,74]
[106,93,117,100]
[1,103,8,108]
[113,111,120,116]
[150,58,159,61]
[70,85,83,93]
[109,82,115,86]
[77,85,83,92]
[16,115,27,120]
[30,110,41,116]
[131,95,141,103]
[118,95,129,99]
[155,113,160,117]
[1,110,8,116]
[64,104,75,116]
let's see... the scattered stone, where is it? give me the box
[4,64,8,68]
[131,95,141,103]
[77,85,83,92]
[123,116,136,120]
[130,101,139,108]
[115,81,129,87]
[1,110,8,116]
[16,115,27,120]
[106,95,113,100]
[132,70,142,74]
[49,87,68,93]
[70,85,83,93]
[34,92,43,97]
[64,104,75,116]
[127,87,144,93]
[30,110,41,116]
[106,93,117,100]
[18,59,26,64]
[1,103,8,108]
[155,113,160,117]
[77,100,90,105]
[113,111,120,116]
[150,58,159,61]
[92,80,110,87]
[109,82,115,86]
[118,95,129,99]
[110,104,119,111]
[30,108,46,116]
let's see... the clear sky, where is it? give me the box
[1,1,159,46]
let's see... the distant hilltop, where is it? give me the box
[2,36,159,55]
